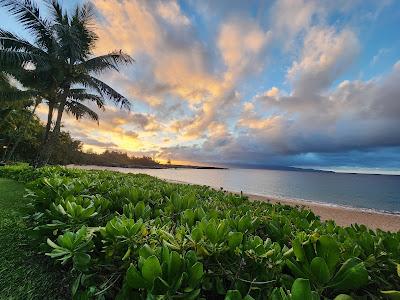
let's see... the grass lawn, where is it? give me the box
[0,178,70,300]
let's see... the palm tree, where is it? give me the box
[0,71,40,161]
[0,0,133,166]
[0,72,102,161]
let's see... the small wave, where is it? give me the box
[246,192,400,216]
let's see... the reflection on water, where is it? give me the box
[75,166,400,213]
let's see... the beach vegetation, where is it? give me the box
[0,164,399,299]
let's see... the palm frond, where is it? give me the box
[65,100,99,123]
[68,90,105,110]
[0,0,53,50]
[77,2,96,27]
[68,88,86,94]
[46,0,68,26]
[0,29,47,68]
[0,89,37,104]
[76,75,131,110]
[0,49,44,67]
[69,2,97,58]
[79,50,134,74]
[0,29,44,53]
[0,107,13,119]
[54,16,97,62]
[0,71,39,105]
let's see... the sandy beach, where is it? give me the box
[245,193,400,232]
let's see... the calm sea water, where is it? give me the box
[76,166,400,213]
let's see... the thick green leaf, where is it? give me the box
[139,244,154,259]
[73,252,91,269]
[286,259,308,279]
[316,236,340,272]
[141,255,162,283]
[206,223,218,243]
[191,228,203,242]
[188,262,203,287]
[228,232,243,249]
[291,278,313,300]
[151,276,170,295]
[334,295,354,300]
[292,238,306,262]
[225,290,242,300]
[329,258,368,292]
[381,291,400,300]
[126,265,146,289]
[167,251,183,281]
[310,257,331,284]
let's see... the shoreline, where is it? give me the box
[68,164,227,170]
[243,193,400,232]
[143,178,400,232]
[69,165,400,232]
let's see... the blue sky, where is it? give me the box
[1,0,400,172]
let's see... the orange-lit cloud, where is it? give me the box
[24,0,400,168]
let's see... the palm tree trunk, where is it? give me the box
[43,102,54,143]
[5,102,39,161]
[1,140,12,161]
[34,102,54,166]
[1,110,13,161]
[35,96,67,167]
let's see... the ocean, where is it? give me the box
[74,166,400,213]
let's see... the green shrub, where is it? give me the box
[1,164,399,299]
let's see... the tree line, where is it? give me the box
[0,105,159,167]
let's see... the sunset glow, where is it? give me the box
[2,0,400,169]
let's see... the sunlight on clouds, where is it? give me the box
[264,87,280,97]
[239,98,283,133]
[243,102,255,112]
[93,0,221,106]
[156,1,190,26]
[238,113,282,130]
[93,0,159,55]
[218,19,271,84]
[29,0,400,167]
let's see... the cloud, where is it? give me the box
[228,61,400,162]
[218,18,272,84]
[130,113,162,132]
[93,0,220,106]
[371,48,391,65]
[156,1,190,26]
[264,87,280,97]
[25,0,400,169]
[82,138,118,148]
[287,26,360,96]
[270,0,323,42]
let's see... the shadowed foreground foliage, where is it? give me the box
[0,178,70,299]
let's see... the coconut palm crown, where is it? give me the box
[0,0,133,165]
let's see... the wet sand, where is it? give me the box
[245,193,400,232]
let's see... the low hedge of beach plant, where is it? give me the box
[0,165,399,299]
